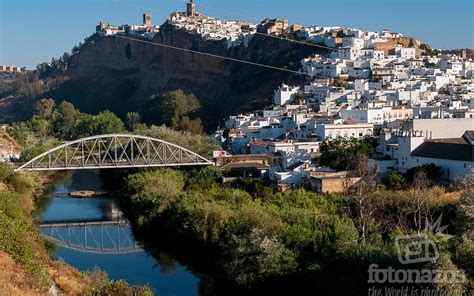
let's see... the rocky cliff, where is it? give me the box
[17,22,323,131]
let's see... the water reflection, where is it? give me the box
[36,171,200,296]
[40,220,140,254]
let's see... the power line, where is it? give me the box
[98,32,318,77]
[253,32,337,51]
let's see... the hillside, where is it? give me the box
[2,22,323,131]
[0,130,21,157]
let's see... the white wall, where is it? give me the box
[408,118,474,139]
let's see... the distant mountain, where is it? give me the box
[1,22,321,131]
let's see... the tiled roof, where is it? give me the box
[465,130,474,140]
[411,137,474,162]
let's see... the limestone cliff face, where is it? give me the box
[42,23,321,130]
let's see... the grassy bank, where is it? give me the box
[0,163,153,295]
[121,168,473,295]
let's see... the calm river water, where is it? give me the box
[35,171,200,296]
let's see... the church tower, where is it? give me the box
[143,13,152,28]
[186,0,195,17]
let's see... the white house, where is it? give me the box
[340,108,388,125]
[401,131,474,179]
[273,84,300,105]
[315,123,374,140]
[403,118,474,139]
[372,129,474,180]
[394,46,416,60]
[348,67,371,79]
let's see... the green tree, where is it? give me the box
[381,171,406,190]
[75,110,125,137]
[319,137,374,171]
[160,90,200,124]
[19,146,49,162]
[125,169,185,213]
[430,49,441,56]
[143,90,203,134]
[186,166,221,191]
[174,116,203,134]
[35,62,50,74]
[50,101,82,140]
[404,163,442,185]
[33,98,55,120]
[126,112,141,130]
[0,163,14,183]
[28,118,50,139]
[455,174,474,238]
[428,253,469,293]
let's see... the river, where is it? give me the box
[35,170,201,295]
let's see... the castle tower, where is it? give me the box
[186,0,195,17]
[143,13,152,28]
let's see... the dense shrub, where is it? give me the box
[122,168,472,292]
[0,182,49,284]
[84,267,153,296]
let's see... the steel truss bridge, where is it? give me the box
[40,220,141,254]
[15,134,213,171]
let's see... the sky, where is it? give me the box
[0,0,473,69]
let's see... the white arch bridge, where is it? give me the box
[15,134,213,171]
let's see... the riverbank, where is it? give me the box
[120,167,473,295]
[36,170,201,295]
[0,164,153,295]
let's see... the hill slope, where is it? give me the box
[4,22,323,131]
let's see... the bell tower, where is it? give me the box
[186,0,195,17]
[143,13,152,28]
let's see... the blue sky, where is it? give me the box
[1,0,473,69]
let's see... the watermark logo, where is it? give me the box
[395,214,449,265]
[395,234,438,264]
[367,214,467,295]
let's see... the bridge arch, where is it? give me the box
[40,220,141,254]
[15,134,213,171]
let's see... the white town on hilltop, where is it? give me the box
[17,0,474,192]
[1,1,474,295]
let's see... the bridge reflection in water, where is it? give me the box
[40,220,142,255]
